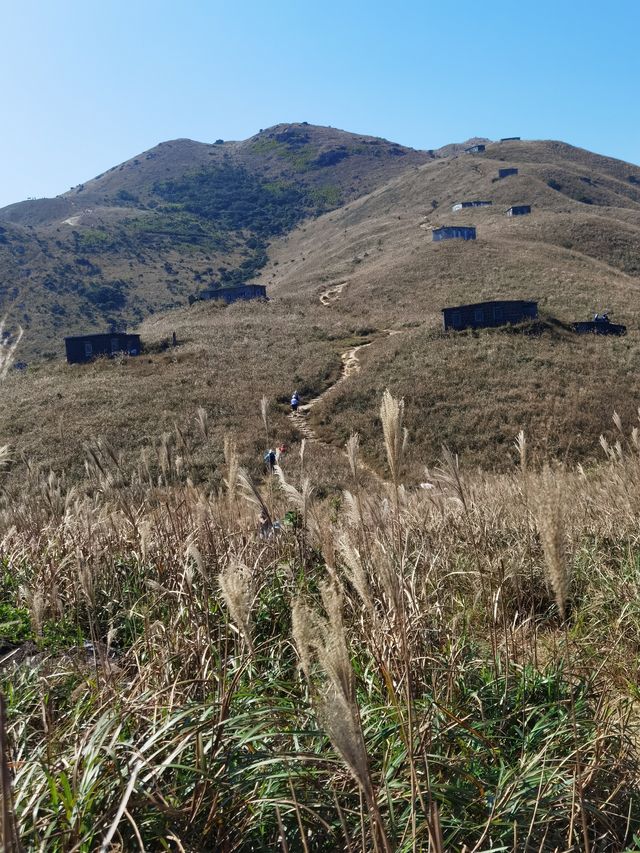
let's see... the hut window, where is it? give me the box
[84,341,93,357]
[452,311,462,328]
[494,306,504,322]
[111,338,119,353]
[474,308,484,323]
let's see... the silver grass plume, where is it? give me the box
[292,583,374,803]
[514,430,527,474]
[274,464,319,541]
[338,532,374,614]
[195,407,209,440]
[342,489,362,528]
[531,465,570,619]
[219,561,254,653]
[224,435,239,501]
[380,389,406,489]
[236,467,271,523]
[0,317,23,380]
[433,446,468,513]
[0,445,11,473]
[599,435,616,462]
[261,395,270,445]
[346,433,360,481]
[371,539,402,616]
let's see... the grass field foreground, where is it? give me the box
[2,392,640,849]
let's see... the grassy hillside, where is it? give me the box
[0,124,431,360]
[261,138,640,471]
[0,300,356,485]
[2,135,640,479]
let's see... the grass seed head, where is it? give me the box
[380,389,405,486]
[219,561,254,653]
[531,465,570,619]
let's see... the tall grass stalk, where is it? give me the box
[0,318,23,381]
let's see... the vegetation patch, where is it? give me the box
[153,165,310,236]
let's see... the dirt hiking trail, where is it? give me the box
[290,341,371,443]
[319,281,348,306]
[289,329,404,479]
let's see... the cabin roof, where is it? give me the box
[64,332,139,342]
[441,299,537,313]
[204,283,266,292]
[433,225,476,231]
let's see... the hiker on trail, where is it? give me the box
[258,508,281,540]
[290,391,300,413]
[263,449,277,473]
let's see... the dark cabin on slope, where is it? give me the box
[498,167,519,179]
[572,314,626,336]
[65,332,141,364]
[464,144,486,153]
[193,283,267,305]
[452,200,492,211]
[506,205,531,216]
[432,226,476,242]
[442,300,538,331]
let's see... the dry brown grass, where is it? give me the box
[3,138,640,484]
[309,324,640,474]
[4,396,640,848]
[0,299,367,489]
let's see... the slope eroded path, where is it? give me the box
[289,329,404,479]
[290,341,371,443]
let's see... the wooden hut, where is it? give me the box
[441,299,538,331]
[194,283,267,304]
[65,332,141,364]
[452,201,492,212]
[572,315,626,336]
[432,226,476,242]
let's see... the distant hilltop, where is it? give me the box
[0,124,640,361]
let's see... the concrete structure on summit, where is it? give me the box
[441,300,538,331]
[432,226,476,242]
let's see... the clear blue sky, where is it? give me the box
[1,0,638,208]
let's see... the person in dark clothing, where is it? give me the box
[264,449,277,473]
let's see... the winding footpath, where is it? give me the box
[290,341,371,444]
[319,281,348,306]
[302,278,403,475]
[289,329,403,484]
